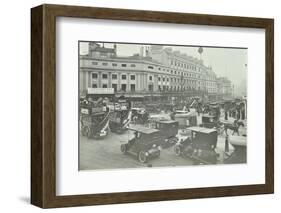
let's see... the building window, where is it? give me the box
[130,64,136,67]
[130,75,135,80]
[121,64,127,67]
[102,62,108,66]
[100,52,107,57]
[92,73,98,79]
[149,76,153,81]
[112,63,117,66]
[121,75,127,80]
[102,84,107,88]
[158,77,161,81]
[148,66,154,69]
[167,78,169,82]
[121,84,127,91]
[158,67,161,70]
[92,62,98,65]
[112,84,117,92]
[158,85,161,91]
[130,84,135,92]
[112,74,117,80]
[102,74,107,79]
[92,84,97,88]
[148,85,153,92]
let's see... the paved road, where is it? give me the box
[80,130,196,170]
[79,123,235,171]
[79,110,248,170]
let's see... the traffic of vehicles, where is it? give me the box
[80,91,247,165]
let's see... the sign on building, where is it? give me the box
[87,88,114,94]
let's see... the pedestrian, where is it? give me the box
[236,108,240,120]
[241,107,245,120]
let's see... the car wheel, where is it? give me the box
[138,151,147,163]
[174,145,181,156]
[121,144,127,154]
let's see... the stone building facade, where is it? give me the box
[79,42,233,100]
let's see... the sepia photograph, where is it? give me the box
[79,41,247,170]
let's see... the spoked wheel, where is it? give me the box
[138,151,147,163]
[174,145,181,156]
[120,144,127,154]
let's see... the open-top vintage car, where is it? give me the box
[120,126,161,163]
[224,135,247,164]
[174,127,218,164]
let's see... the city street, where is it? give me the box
[78,41,248,171]
[79,112,237,170]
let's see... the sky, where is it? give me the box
[79,42,247,89]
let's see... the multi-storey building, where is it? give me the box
[149,45,218,94]
[217,77,233,98]
[79,42,232,100]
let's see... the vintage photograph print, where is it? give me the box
[79,42,247,170]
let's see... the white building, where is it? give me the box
[79,42,232,100]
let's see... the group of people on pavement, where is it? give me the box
[224,103,246,121]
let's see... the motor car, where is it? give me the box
[120,126,161,163]
[152,120,179,148]
[172,110,197,128]
[174,126,218,164]
[200,115,218,128]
